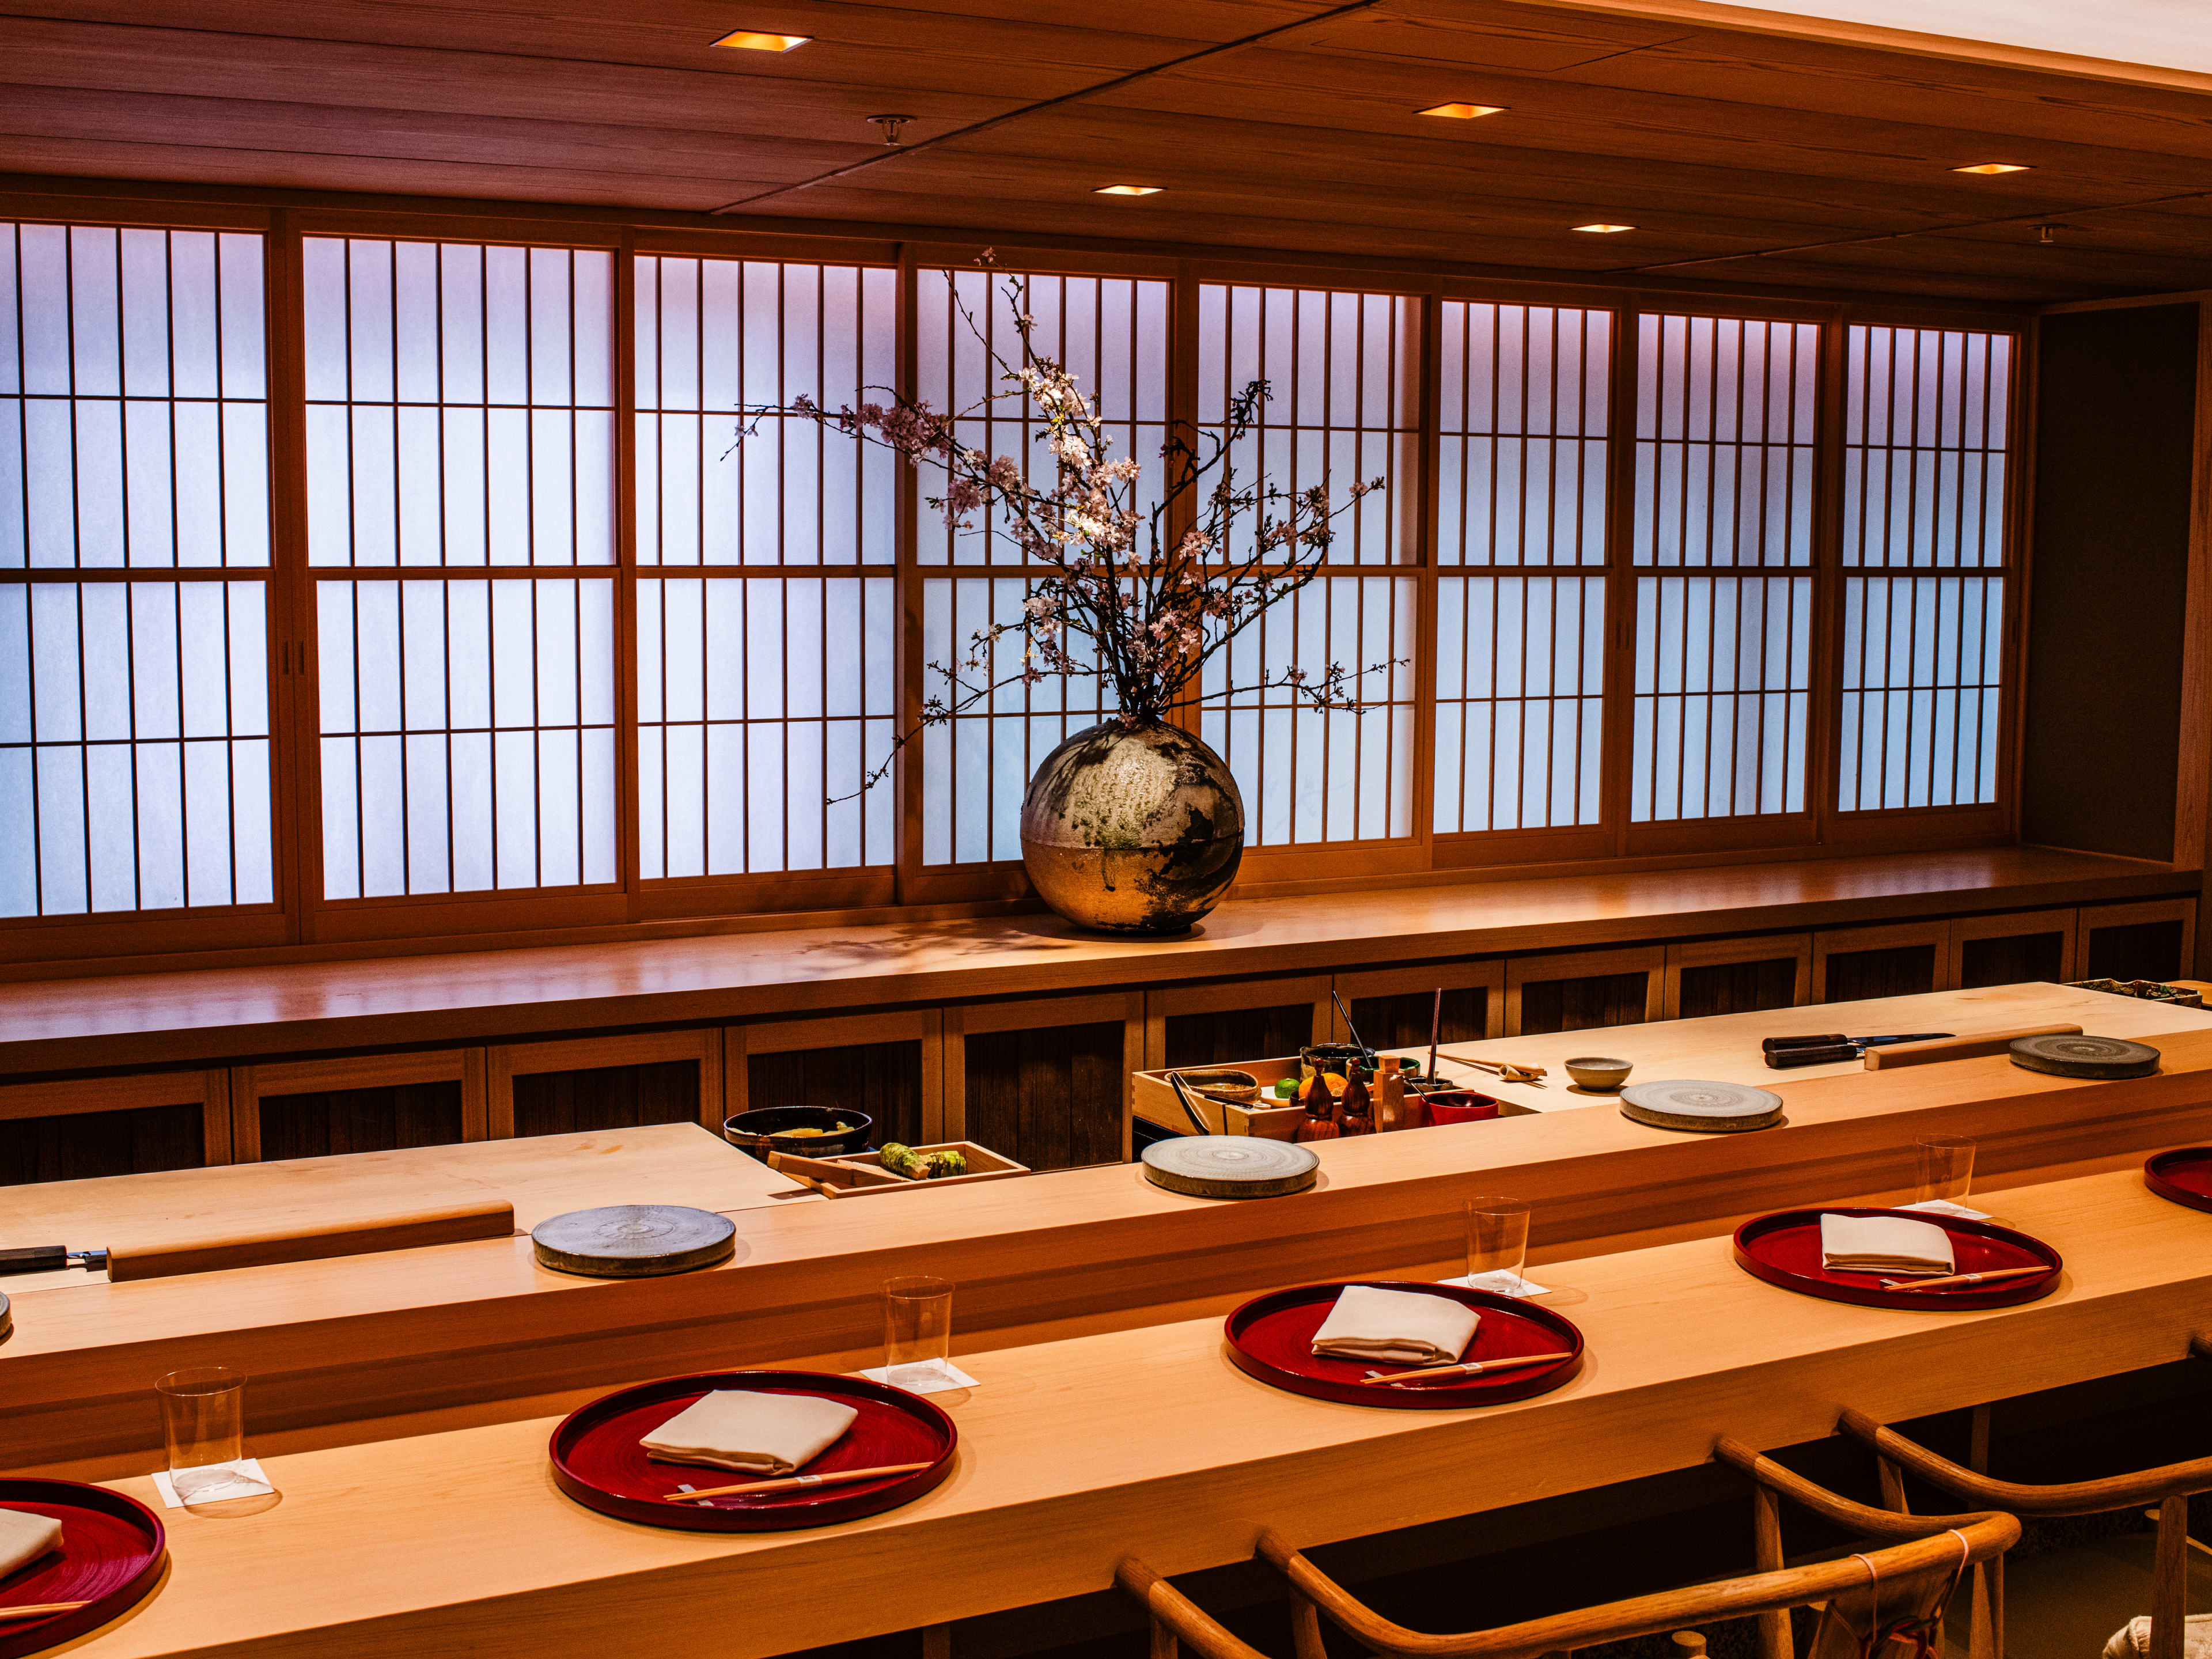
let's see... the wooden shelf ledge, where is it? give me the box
[0,847,2191,1077]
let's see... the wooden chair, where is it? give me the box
[1116,1437,2017,1659]
[1842,1346,2212,1659]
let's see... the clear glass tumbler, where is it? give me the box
[1465,1196,1531,1286]
[1915,1136,1976,1205]
[883,1275,955,1388]
[157,1365,245,1472]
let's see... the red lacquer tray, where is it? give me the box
[2144,1148,2212,1214]
[1733,1207,2062,1311]
[550,1370,955,1532]
[0,1479,165,1658]
[1224,1280,1584,1410]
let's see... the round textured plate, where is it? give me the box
[0,1291,11,1346]
[531,1206,737,1278]
[2010,1033,2161,1080]
[1619,1080,1784,1134]
[550,1370,955,1532]
[1733,1207,2062,1310]
[1224,1280,1584,1409]
[1142,1135,1319,1199]
[0,1479,165,1658]
[2144,1147,2212,1214]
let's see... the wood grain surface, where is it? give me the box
[0,848,2183,1077]
[48,1166,2212,1659]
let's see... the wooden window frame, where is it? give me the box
[0,191,2043,973]
[486,1028,722,1138]
[229,1048,488,1161]
[1661,934,1813,1020]
[0,1070,232,1166]
[945,991,1143,1162]
[1811,919,1957,1002]
[1946,907,2079,988]
[727,1010,944,1142]
[1502,946,1666,1036]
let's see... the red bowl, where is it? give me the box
[1425,1091,1500,1124]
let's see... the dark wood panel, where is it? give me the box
[260,1083,464,1161]
[963,1022,1123,1172]
[1517,973,1648,1035]
[512,1060,699,1138]
[1959,931,2067,990]
[748,1042,922,1147]
[0,1101,203,1187]
[2085,919,2188,983]
[1822,944,1937,1003]
[1164,1003,1313,1069]
[1677,958,1799,1020]
[1349,988,1487,1051]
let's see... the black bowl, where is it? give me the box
[722,1105,874,1161]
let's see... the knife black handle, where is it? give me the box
[0,1245,68,1275]
[1763,1034,1846,1053]
[1765,1044,1857,1069]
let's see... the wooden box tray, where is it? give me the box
[1132,1056,1535,1139]
[771,1142,1030,1198]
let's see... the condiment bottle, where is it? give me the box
[1375,1056,1408,1132]
[1336,1068,1374,1137]
[1294,1074,1342,1142]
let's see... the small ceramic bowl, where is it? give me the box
[1565,1056,1633,1091]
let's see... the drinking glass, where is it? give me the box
[883,1275,955,1387]
[157,1365,245,1473]
[1915,1136,1976,1205]
[1465,1196,1531,1285]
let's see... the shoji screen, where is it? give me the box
[1630,312,1816,823]
[634,255,896,878]
[304,237,616,900]
[1,222,274,919]
[1195,282,1420,847]
[1839,326,2011,811]
[916,267,1166,865]
[1433,301,1609,835]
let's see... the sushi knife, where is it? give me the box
[0,1245,108,1275]
[1762,1033,1952,1069]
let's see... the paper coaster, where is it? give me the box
[1900,1198,1993,1221]
[857,1359,978,1395]
[151,1457,273,1508]
[1439,1270,1552,1298]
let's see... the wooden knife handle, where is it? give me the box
[1862,1024,2084,1070]
[104,1199,515,1282]
[1765,1044,1858,1069]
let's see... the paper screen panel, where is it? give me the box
[638,575,896,876]
[1438,302,1609,566]
[302,238,612,568]
[1844,327,2010,570]
[1435,575,1604,832]
[1839,575,2003,810]
[1631,574,1811,821]
[635,255,895,567]
[317,576,616,899]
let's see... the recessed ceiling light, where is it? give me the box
[1573,223,1635,233]
[711,30,810,51]
[1094,184,1162,196]
[1418,102,1506,119]
[1952,162,2031,175]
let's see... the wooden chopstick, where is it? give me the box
[658,1461,934,1502]
[1435,1052,1548,1081]
[1355,1351,1573,1386]
[0,1603,89,1620]
[1879,1266,2051,1292]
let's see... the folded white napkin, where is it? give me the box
[1820,1213,1956,1275]
[2106,1613,2212,1658]
[0,1508,62,1580]
[1310,1285,1480,1365]
[641,1391,858,1476]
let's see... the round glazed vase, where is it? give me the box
[1018,720,1244,935]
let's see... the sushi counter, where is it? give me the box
[2,980,2212,1657]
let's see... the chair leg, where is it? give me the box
[1963,1559,1999,1659]
[1151,1613,1178,1659]
[1876,1455,1910,1516]
[1287,1590,1328,1659]
[2150,1494,2188,1659]
[1751,1482,1791,1659]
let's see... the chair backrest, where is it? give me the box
[1116,1438,2017,1659]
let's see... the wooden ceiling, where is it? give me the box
[5,0,2212,304]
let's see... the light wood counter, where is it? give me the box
[58,1166,2212,1659]
[8,987,2212,1470]
[0,846,2186,1075]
